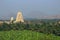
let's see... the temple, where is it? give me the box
[14,11,24,23]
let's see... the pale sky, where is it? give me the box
[0,0,60,19]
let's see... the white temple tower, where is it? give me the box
[15,11,24,23]
[10,17,14,23]
[10,17,14,21]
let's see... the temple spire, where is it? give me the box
[15,11,24,22]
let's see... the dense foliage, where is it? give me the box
[0,30,60,40]
[0,20,60,36]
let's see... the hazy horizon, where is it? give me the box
[0,0,60,19]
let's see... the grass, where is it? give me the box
[0,30,60,40]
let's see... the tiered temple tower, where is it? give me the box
[15,11,24,23]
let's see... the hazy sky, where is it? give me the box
[0,0,60,19]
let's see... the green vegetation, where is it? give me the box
[0,19,60,40]
[0,30,60,40]
[0,21,60,36]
